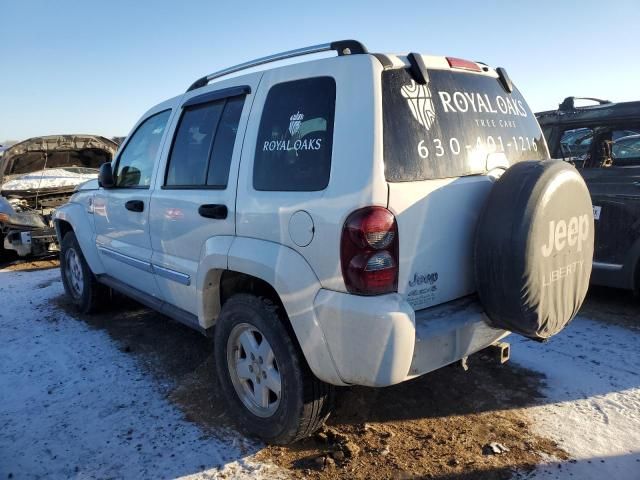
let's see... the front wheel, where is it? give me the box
[60,231,108,313]
[214,294,334,444]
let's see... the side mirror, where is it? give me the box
[98,162,115,188]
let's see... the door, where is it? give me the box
[149,81,255,315]
[578,128,640,267]
[94,108,173,296]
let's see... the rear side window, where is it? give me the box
[166,95,244,188]
[382,68,548,182]
[253,77,335,191]
[208,96,244,187]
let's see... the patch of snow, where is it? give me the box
[0,268,283,479]
[1,168,97,191]
[512,317,640,479]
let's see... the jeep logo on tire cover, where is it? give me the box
[541,214,590,257]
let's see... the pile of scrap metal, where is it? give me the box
[0,135,117,257]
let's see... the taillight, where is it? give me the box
[446,57,482,72]
[340,206,399,295]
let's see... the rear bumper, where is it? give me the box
[409,296,509,378]
[313,290,508,387]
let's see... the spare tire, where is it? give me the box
[475,160,594,340]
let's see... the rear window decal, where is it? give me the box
[383,69,549,182]
[401,80,436,131]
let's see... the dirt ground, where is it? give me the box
[0,255,59,271]
[5,258,635,479]
[256,359,568,480]
[53,292,567,479]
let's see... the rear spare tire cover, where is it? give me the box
[475,160,594,340]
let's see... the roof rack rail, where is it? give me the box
[559,96,611,111]
[186,40,368,92]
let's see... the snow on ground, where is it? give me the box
[2,264,639,479]
[513,317,640,479]
[0,268,283,479]
[1,168,97,191]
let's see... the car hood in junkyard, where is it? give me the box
[1,168,98,192]
[0,134,118,193]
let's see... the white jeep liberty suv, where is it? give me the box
[54,40,595,444]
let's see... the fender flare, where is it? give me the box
[54,202,105,275]
[197,236,345,386]
[195,235,234,329]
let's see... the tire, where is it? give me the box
[60,231,108,313]
[214,293,334,444]
[475,160,594,340]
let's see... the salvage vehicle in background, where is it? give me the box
[537,97,640,292]
[55,41,594,444]
[0,135,117,257]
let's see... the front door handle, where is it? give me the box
[198,204,228,219]
[125,200,144,212]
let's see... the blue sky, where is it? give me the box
[1,0,638,141]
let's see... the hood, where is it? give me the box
[0,134,118,186]
[1,168,98,193]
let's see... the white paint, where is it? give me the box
[387,175,494,310]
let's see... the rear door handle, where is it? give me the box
[125,200,144,212]
[198,204,228,219]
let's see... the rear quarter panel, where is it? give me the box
[235,55,387,292]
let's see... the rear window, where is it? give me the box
[382,68,548,182]
[253,77,335,191]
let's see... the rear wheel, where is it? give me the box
[214,293,333,444]
[60,231,108,313]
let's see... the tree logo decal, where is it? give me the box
[401,80,436,131]
[288,111,304,136]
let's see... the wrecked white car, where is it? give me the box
[0,135,117,257]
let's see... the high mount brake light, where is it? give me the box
[340,207,399,295]
[446,57,482,72]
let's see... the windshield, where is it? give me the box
[382,68,549,182]
[3,149,110,177]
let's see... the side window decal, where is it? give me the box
[253,77,336,192]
